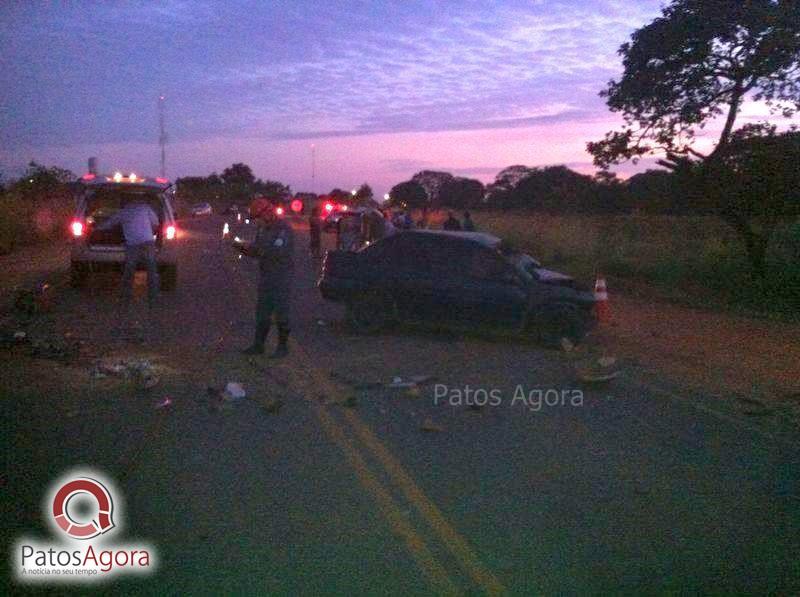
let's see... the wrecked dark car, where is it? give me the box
[319,229,598,346]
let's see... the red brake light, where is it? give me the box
[155,177,169,184]
[71,221,83,237]
[81,173,96,181]
[291,199,302,213]
[165,225,176,240]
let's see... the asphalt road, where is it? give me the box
[3,215,799,595]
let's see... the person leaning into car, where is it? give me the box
[95,197,160,306]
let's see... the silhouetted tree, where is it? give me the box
[411,170,455,206]
[328,188,351,205]
[255,179,291,202]
[355,183,374,205]
[176,175,224,207]
[626,170,677,213]
[506,166,596,212]
[438,177,485,209]
[221,163,256,203]
[388,181,428,209]
[588,0,800,170]
[11,162,76,199]
[702,126,800,279]
[484,165,533,206]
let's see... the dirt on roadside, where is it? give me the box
[595,293,800,404]
[0,243,69,311]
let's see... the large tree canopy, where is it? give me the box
[702,125,800,277]
[588,0,800,169]
[438,177,485,209]
[388,180,428,209]
[410,170,455,206]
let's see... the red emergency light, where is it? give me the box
[291,199,303,213]
[324,202,334,213]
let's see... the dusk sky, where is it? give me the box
[0,0,791,196]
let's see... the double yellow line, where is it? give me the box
[285,339,506,596]
[221,228,504,594]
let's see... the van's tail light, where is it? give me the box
[165,225,176,240]
[71,221,84,237]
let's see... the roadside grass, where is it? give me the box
[0,190,73,255]
[450,210,800,319]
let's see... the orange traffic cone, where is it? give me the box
[594,276,610,323]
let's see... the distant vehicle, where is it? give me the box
[70,173,178,290]
[189,202,213,217]
[323,207,365,233]
[318,230,598,346]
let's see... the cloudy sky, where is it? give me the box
[0,0,785,195]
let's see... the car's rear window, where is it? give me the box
[85,188,163,220]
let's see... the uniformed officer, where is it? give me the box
[236,198,294,358]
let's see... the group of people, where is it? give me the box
[442,211,476,232]
[107,197,481,359]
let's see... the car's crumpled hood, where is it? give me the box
[533,268,574,285]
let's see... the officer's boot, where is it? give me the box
[269,325,290,359]
[242,321,270,355]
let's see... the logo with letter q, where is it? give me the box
[52,478,115,539]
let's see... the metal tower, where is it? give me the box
[311,143,316,193]
[159,95,167,178]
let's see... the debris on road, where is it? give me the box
[420,417,444,433]
[328,370,383,390]
[389,375,436,388]
[329,372,437,394]
[560,337,575,353]
[90,357,162,389]
[0,328,29,349]
[139,372,160,390]
[206,386,231,413]
[224,382,246,400]
[575,355,621,384]
[261,399,284,414]
[388,378,417,389]
[736,396,774,417]
[13,282,54,317]
[30,338,80,362]
[339,395,358,408]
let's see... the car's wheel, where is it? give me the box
[532,303,588,348]
[70,263,88,289]
[160,264,177,291]
[346,291,397,333]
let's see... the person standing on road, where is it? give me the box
[462,211,476,232]
[442,211,462,231]
[309,206,322,259]
[236,198,295,358]
[95,196,160,306]
[337,214,360,251]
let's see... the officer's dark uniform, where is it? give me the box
[243,218,294,356]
